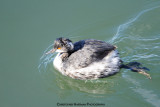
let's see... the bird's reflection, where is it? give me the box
[45,65,119,98]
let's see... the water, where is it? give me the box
[0,0,160,107]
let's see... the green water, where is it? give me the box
[1,0,160,107]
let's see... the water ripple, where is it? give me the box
[38,44,55,72]
[124,75,160,107]
[110,5,160,44]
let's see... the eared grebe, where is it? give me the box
[46,37,151,80]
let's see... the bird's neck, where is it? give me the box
[59,52,71,62]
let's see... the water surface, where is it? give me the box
[0,0,160,107]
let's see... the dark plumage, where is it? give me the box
[46,37,151,80]
[64,39,116,69]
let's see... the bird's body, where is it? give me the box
[47,38,121,80]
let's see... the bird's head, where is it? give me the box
[46,37,74,54]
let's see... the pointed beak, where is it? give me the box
[45,48,56,54]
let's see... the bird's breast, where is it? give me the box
[53,53,63,71]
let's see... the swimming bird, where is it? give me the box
[46,37,151,80]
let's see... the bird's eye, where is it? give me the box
[57,47,61,49]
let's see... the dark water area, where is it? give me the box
[1,0,160,107]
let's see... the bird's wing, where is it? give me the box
[64,39,116,69]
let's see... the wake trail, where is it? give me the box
[110,5,160,44]
[115,5,160,107]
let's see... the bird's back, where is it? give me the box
[64,39,116,69]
